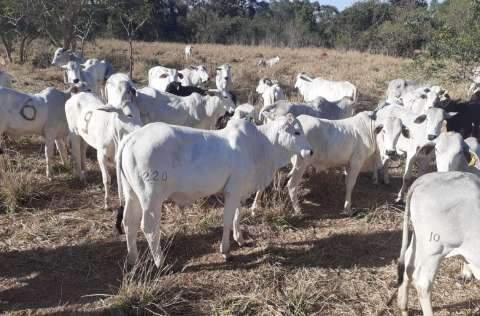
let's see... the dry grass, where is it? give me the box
[0,39,479,315]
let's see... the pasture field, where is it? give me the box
[0,40,478,315]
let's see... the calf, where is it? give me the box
[165,81,207,97]
[115,115,313,266]
[148,66,182,92]
[0,86,79,178]
[178,65,209,87]
[286,111,395,215]
[398,171,480,316]
[294,73,357,103]
[136,87,236,130]
[65,92,142,209]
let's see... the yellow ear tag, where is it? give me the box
[469,152,479,167]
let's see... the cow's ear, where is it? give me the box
[414,114,427,124]
[401,124,410,138]
[419,142,435,156]
[374,124,383,134]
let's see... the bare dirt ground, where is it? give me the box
[0,41,479,315]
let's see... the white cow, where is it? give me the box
[256,78,286,115]
[469,67,480,98]
[286,111,396,215]
[215,64,233,92]
[0,70,13,87]
[294,73,358,103]
[62,59,114,99]
[115,115,313,266]
[148,66,181,92]
[376,102,457,202]
[397,171,480,316]
[185,45,193,60]
[65,92,142,209]
[136,87,235,129]
[257,56,280,68]
[259,97,355,123]
[178,65,209,87]
[0,86,76,178]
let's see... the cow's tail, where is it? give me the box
[115,133,133,235]
[397,186,413,287]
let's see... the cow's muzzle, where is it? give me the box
[386,150,397,157]
[300,149,314,159]
[428,134,437,141]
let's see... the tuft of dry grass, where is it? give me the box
[0,154,38,213]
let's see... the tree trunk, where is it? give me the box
[19,36,28,64]
[0,35,13,63]
[128,37,134,79]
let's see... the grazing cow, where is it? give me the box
[0,86,81,178]
[115,115,313,266]
[65,92,142,209]
[435,96,480,139]
[185,45,192,60]
[105,73,137,112]
[294,73,358,103]
[256,78,286,112]
[0,71,13,87]
[259,97,355,123]
[215,64,233,92]
[136,87,236,129]
[257,56,280,68]
[165,81,207,97]
[62,59,114,99]
[179,65,209,87]
[397,171,480,316]
[376,103,457,202]
[148,66,182,92]
[286,111,397,215]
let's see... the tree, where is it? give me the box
[108,0,152,79]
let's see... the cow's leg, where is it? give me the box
[140,196,164,268]
[80,139,88,171]
[371,165,378,185]
[398,236,415,316]
[55,138,68,166]
[70,134,85,182]
[97,150,111,209]
[396,152,415,203]
[44,138,55,180]
[343,160,362,215]
[123,188,142,265]
[287,161,307,214]
[382,160,390,185]
[232,207,244,246]
[412,254,443,316]
[250,190,262,215]
[220,192,241,260]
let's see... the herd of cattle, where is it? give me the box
[1,46,480,315]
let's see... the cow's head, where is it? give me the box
[206,89,236,114]
[419,132,472,171]
[215,64,232,90]
[52,47,68,66]
[415,107,457,141]
[294,73,312,90]
[375,116,407,163]
[61,61,82,84]
[256,78,273,94]
[276,113,313,159]
[195,65,209,82]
